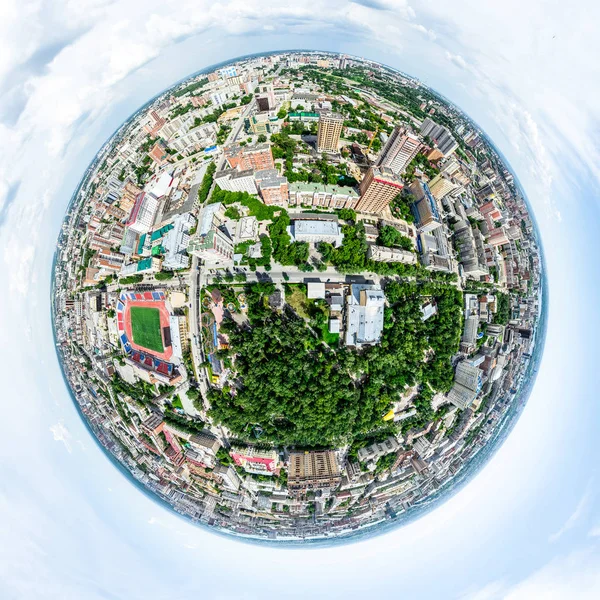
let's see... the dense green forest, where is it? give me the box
[207,281,462,447]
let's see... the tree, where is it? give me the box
[208,278,463,447]
[277,107,287,120]
[198,161,216,204]
[378,225,414,251]
[337,208,356,223]
[257,134,267,143]
[155,271,175,281]
[224,206,241,220]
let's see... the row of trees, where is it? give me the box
[197,161,216,204]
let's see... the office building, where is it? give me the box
[447,361,483,409]
[345,284,385,347]
[376,126,421,174]
[214,168,258,194]
[316,111,344,153]
[254,169,289,205]
[188,203,234,264]
[420,118,459,157]
[356,166,403,214]
[287,216,344,247]
[288,451,341,494]
[409,180,442,233]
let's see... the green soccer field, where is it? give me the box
[129,306,164,353]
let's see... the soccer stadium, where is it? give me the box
[116,290,182,380]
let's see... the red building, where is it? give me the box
[230,446,279,475]
[224,142,274,171]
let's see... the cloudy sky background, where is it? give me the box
[1,0,600,598]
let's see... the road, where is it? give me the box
[188,255,208,402]
[201,265,381,287]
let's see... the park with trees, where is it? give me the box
[207,279,462,448]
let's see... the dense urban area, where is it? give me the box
[53,51,543,542]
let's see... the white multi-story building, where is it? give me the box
[214,168,258,194]
[288,183,359,209]
[287,217,344,247]
[126,192,160,234]
[367,244,417,264]
[376,126,421,174]
[345,284,385,348]
[161,212,196,270]
[188,203,234,265]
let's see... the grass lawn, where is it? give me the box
[130,306,164,353]
[171,395,184,410]
[285,284,310,319]
[320,321,340,346]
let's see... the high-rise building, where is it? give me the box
[409,180,442,232]
[420,117,439,138]
[447,361,483,409]
[255,84,276,112]
[377,126,421,174]
[126,192,160,234]
[356,166,403,214]
[254,169,289,205]
[316,111,344,153]
[287,450,341,494]
[429,175,459,201]
[436,129,459,157]
[188,203,234,264]
[420,118,458,157]
[119,181,143,216]
[214,168,258,195]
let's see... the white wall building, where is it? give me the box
[161,212,196,270]
[345,284,385,348]
[287,218,344,247]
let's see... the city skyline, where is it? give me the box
[52,50,543,542]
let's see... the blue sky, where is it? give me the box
[1,1,600,598]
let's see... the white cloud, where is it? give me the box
[484,548,600,600]
[1,2,600,599]
[445,49,468,70]
[549,490,590,543]
[49,421,72,453]
[411,23,437,40]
